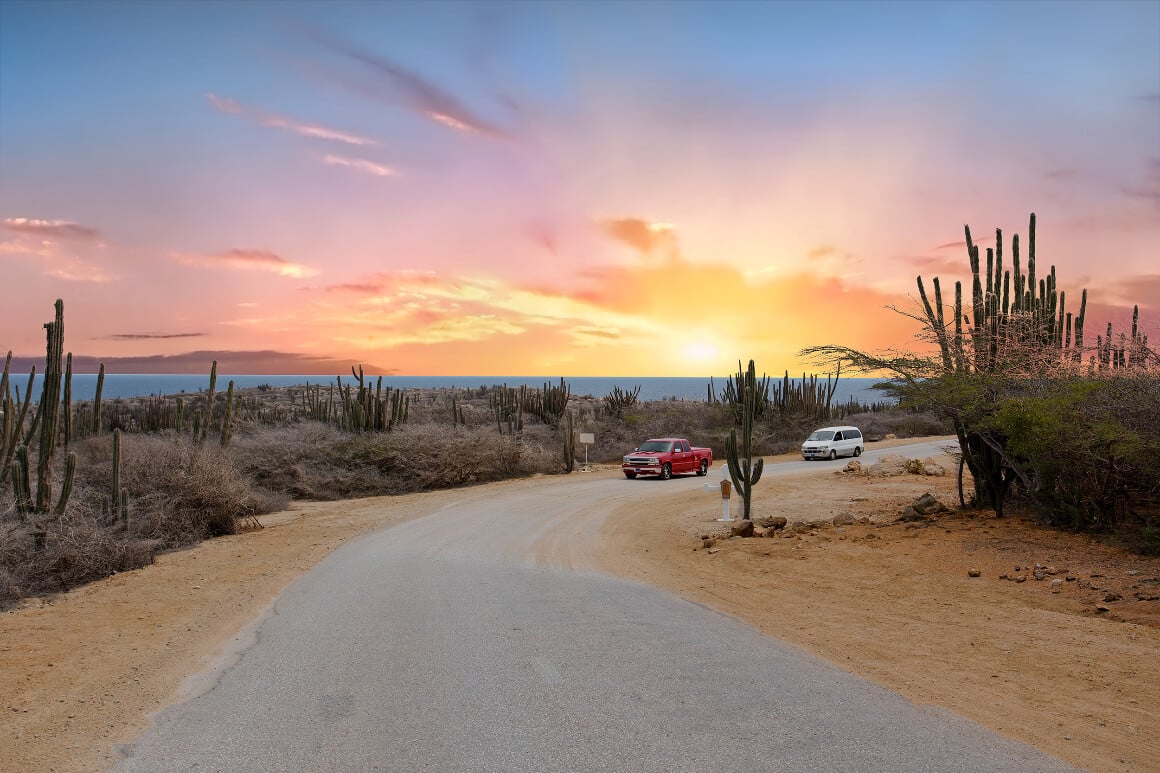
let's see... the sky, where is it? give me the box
[1,0,1157,376]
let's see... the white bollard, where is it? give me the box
[717,466,733,522]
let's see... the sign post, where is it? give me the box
[578,432,594,471]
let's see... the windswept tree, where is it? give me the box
[804,213,1156,521]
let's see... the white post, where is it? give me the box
[717,464,733,522]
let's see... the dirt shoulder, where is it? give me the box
[2,440,1158,772]
[595,446,1159,773]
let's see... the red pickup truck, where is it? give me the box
[622,438,713,480]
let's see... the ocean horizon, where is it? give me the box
[6,373,897,406]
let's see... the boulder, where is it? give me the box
[843,460,863,474]
[730,520,755,538]
[913,492,949,515]
[759,516,788,531]
[832,513,855,526]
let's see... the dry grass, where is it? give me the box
[1,387,945,609]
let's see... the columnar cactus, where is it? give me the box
[725,359,764,521]
[92,362,105,435]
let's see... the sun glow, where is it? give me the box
[683,341,717,362]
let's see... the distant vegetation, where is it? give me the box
[805,213,1159,555]
[1,299,940,608]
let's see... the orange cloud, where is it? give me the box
[600,218,678,256]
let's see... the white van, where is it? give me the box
[801,426,863,460]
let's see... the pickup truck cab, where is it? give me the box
[623,438,713,480]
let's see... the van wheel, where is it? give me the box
[624,471,636,479]
[661,463,672,480]
[828,450,837,460]
[854,446,862,457]
[697,459,709,476]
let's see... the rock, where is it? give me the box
[1050,578,1064,587]
[862,532,877,540]
[843,460,863,474]
[1014,575,1027,583]
[913,492,949,515]
[730,520,755,538]
[968,569,981,577]
[1103,592,1123,603]
[869,455,909,477]
[832,513,855,526]
[758,516,788,531]
[707,548,720,555]
[920,458,947,476]
[898,506,928,522]
[702,538,717,549]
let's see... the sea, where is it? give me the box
[6,373,897,406]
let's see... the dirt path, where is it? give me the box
[2,443,1157,772]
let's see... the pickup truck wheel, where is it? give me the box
[624,471,637,479]
[854,446,862,457]
[697,459,708,476]
[828,450,837,461]
[661,463,672,480]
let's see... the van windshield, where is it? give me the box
[807,431,835,441]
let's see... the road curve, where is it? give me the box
[117,440,1075,772]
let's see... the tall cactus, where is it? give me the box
[1,353,37,484]
[199,360,218,443]
[91,362,105,435]
[562,410,576,472]
[8,301,75,515]
[725,359,764,521]
[219,380,236,447]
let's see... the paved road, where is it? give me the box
[117,440,1076,772]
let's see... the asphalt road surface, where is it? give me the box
[117,440,1078,772]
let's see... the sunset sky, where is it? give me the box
[1,0,1157,376]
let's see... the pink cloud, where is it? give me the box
[205,92,378,147]
[2,217,100,240]
[322,154,396,177]
[295,23,508,137]
[173,248,319,278]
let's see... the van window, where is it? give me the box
[848,429,861,438]
[833,432,844,441]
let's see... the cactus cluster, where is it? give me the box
[525,378,571,424]
[298,365,409,433]
[602,384,641,416]
[489,385,524,434]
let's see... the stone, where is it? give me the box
[1103,592,1123,603]
[843,460,863,474]
[913,493,949,515]
[898,506,928,522]
[759,516,788,531]
[702,538,716,549]
[1050,578,1064,587]
[968,569,981,577]
[730,520,755,538]
[832,513,855,526]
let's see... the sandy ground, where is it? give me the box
[2,439,1158,772]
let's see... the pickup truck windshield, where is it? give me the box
[637,441,673,452]
[807,431,835,441]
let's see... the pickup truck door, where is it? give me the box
[675,440,692,472]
